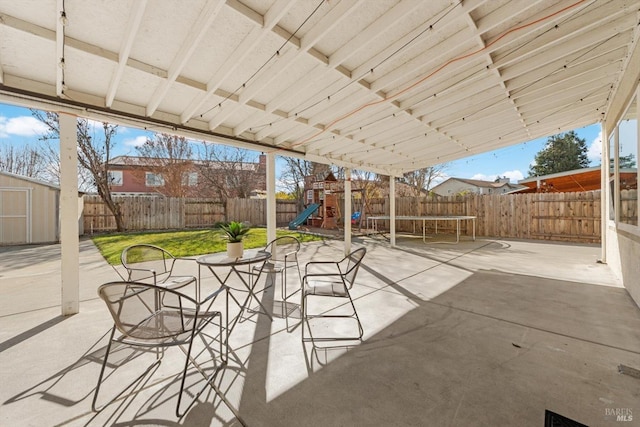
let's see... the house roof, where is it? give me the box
[0,170,61,191]
[0,170,86,195]
[0,1,638,176]
[453,177,516,189]
[109,155,260,171]
[517,166,638,192]
[432,177,524,191]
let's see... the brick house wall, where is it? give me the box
[108,154,267,197]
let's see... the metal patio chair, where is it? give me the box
[253,236,302,316]
[92,281,238,418]
[121,244,198,297]
[301,247,366,342]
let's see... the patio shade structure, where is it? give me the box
[0,0,638,314]
[0,0,637,174]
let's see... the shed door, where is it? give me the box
[0,188,31,244]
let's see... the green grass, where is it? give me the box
[91,228,324,265]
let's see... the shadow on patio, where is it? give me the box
[1,237,638,426]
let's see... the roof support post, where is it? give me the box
[600,122,608,264]
[613,126,620,225]
[59,112,79,315]
[266,152,276,244]
[344,168,352,256]
[390,176,396,247]
[636,86,640,237]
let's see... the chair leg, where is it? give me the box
[301,290,310,342]
[282,263,302,321]
[92,326,162,413]
[280,271,287,318]
[346,292,364,340]
[301,292,364,342]
[175,313,246,425]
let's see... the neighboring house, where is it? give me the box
[107,154,267,198]
[516,166,638,193]
[431,177,525,196]
[0,171,83,244]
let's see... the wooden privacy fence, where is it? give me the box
[361,191,603,243]
[83,191,624,243]
[83,195,225,232]
[83,195,298,233]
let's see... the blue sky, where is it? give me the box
[443,123,605,183]
[0,102,613,184]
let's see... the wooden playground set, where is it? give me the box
[288,171,367,232]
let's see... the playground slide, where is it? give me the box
[289,203,320,230]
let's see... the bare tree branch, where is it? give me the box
[133,133,194,197]
[402,164,448,195]
[32,110,126,231]
[197,144,262,202]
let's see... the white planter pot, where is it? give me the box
[227,241,244,258]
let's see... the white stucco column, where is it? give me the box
[636,86,640,233]
[389,176,396,247]
[266,152,276,244]
[344,168,352,255]
[600,122,608,263]
[614,126,620,224]
[59,112,79,315]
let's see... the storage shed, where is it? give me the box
[0,171,83,245]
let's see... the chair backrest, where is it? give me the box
[121,244,175,283]
[342,247,366,287]
[265,236,301,263]
[98,281,197,342]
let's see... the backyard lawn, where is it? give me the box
[91,228,324,265]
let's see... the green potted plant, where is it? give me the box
[220,221,250,258]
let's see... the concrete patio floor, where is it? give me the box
[1,235,639,426]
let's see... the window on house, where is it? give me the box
[145,172,164,187]
[108,170,123,186]
[182,172,198,186]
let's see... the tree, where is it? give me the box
[275,191,296,200]
[528,131,589,177]
[614,153,636,169]
[134,133,194,197]
[402,164,448,196]
[32,110,127,231]
[278,157,316,212]
[0,143,51,180]
[197,145,261,202]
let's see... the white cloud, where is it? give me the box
[471,173,494,181]
[122,135,147,148]
[86,118,103,130]
[502,169,524,182]
[587,130,602,163]
[470,170,524,183]
[587,121,638,165]
[619,119,638,158]
[0,115,49,138]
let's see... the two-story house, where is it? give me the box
[107,154,267,198]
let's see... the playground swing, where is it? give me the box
[350,190,365,229]
[334,189,365,230]
[288,172,367,231]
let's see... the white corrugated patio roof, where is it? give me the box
[0,0,638,175]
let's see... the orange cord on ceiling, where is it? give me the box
[290,0,587,149]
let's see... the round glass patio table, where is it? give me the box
[196,249,272,357]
